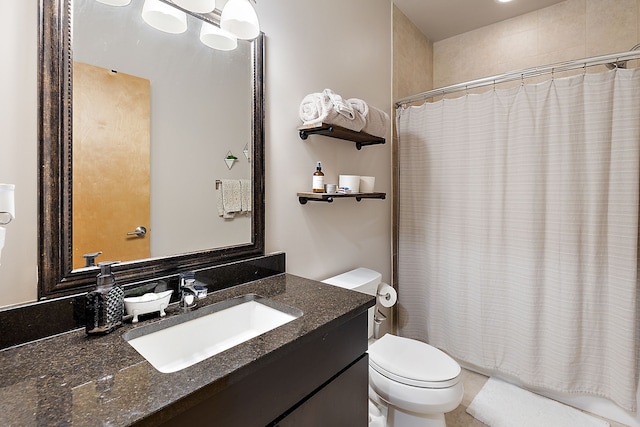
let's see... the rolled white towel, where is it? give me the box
[348,98,390,138]
[348,97,368,116]
[299,89,365,132]
[323,88,355,119]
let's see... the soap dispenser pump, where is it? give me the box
[85,261,124,335]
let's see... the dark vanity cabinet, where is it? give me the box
[145,311,369,427]
[275,356,368,426]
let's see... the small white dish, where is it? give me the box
[124,290,173,323]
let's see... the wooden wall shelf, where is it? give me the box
[298,123,385,150]
[297,192,386,205]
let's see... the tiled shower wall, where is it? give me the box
[434,0,640,90]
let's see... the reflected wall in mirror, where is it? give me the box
[38,0,264,298]
[72,0,254,269]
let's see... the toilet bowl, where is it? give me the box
[369,334,463,427]
[322,268,463,427]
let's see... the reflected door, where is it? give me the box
[72,62,151,269]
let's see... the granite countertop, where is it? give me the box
[0,273,374,426]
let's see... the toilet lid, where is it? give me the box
[368,334,461,388]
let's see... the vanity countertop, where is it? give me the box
[0,273,374,426]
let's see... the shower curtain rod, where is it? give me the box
[395,49,640,107]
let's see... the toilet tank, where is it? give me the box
[321,267,382,296]
[322,268,382,338]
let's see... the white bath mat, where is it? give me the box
[467,377,609,427]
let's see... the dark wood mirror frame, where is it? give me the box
[37,0,265,299]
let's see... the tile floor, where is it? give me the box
[444,369,628,427]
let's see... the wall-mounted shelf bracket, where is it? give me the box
[298,123,385,150]
[297,192,386,205]
[299,195,334,204]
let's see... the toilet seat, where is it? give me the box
[368,334,461,388]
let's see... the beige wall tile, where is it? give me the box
[494,12,539,38]
[586,0,638,55]
[538,8,585,56]
[433,0,639,92]
[393,5,433,101]
[537,0,586,25]
[496,28,539,64]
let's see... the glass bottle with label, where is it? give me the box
[312,161,325,193]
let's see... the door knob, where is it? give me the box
[127,226,147,237]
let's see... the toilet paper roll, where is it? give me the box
[360,176,375,193]
[339,175,360,193]
[0,184,15,225]
[377,283,397,308]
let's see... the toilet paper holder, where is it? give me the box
[376,283,397,308]
[377,290,393,302]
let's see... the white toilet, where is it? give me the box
[322,268,463,427]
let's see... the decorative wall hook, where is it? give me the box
[243,143,250,161]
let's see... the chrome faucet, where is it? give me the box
[180,278,199,311]
[179,273,207,311]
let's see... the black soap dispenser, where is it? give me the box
[85,261,124,335]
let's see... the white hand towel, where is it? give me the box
[348,98,390,138]
[240,179,252,213]
[299,89,365,132]
[217,179,242,218]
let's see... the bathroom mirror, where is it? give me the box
[38,0,264,298]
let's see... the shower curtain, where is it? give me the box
[397,68,640,411]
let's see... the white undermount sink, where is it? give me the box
[123,294,302,373]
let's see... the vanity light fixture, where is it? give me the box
[95,0,132,5]
[220,0,260,40]
[495,0,513,3]
[172,0,217,13]
[200,21,238,51]
[142,0,188,34]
